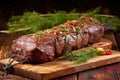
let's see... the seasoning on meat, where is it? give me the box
[11,17,104,64]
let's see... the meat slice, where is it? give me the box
[54,35,65,56]
[81,32,89,47]
[11,34,36,63]
[12,34,36,53]
[81,17,104,43]
[63,33,77,52]
[34,35,55,63]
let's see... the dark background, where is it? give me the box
[0,0,120,30]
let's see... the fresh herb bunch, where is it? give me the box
[108,17,120,32]
[48,10,79,26]
[64,47,102,64]
[8,11,53,34]
[7,7,120,34]
[80,7,101,19]
[7,10,79,34]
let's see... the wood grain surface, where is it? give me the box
[52,63,120,80]
[0,50,120,80]
[77,62,120,80]
[0,71,29,80]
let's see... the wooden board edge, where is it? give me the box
[42,55,120,80]
[0,50,120,80]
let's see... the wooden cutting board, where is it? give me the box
[0,50,120,80]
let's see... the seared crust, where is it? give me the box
[11,17,105,64]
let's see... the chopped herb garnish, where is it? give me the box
[64,47,102,64]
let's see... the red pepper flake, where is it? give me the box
[53,31,60,36]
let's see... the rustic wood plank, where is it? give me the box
[0,50,120,80]
[51,74,77,80]
[0,71,29,80]
[114,63,120,79]
[78,63,120,80]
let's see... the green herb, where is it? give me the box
[7,10,79,34]
[48,11,67,26]
[8,11,53,34]
[80,7,101,19]
[48,10,79,26]
[7,7,120,34]
[64,47,102,64]
[79,7,110,24]
[108,17,120,32]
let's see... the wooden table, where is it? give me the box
[52,62,120,80]
[0,71,28,80]
[0,62,120,80]
[0,50,120,80]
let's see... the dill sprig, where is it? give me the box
[108,17,120,32]
[7,7,120,34]
[80,7,101,18]
[8,11,53,34]
[7,10,79,34]
[64,47,102,64]
[47,10,79,26]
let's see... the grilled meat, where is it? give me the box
[11,17,104,64]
